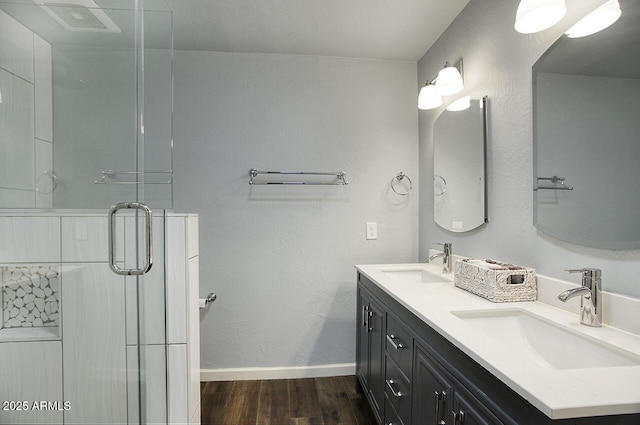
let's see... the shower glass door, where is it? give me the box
[0,1,173,424]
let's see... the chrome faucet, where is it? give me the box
[558,268,602,327]
[428,242,452,274]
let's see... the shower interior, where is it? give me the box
[0,1,199,424]
[0,0,173,210]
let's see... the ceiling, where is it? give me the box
[166,0,470,61]
[0,0,470,60]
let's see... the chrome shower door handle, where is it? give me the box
[109,202,153,276]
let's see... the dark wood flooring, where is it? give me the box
[200,376,378,425]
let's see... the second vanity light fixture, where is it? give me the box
[514,0,621,37]
[418,59,464,110]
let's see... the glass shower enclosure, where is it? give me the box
[0,0,173,423]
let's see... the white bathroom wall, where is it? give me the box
[173,51,419,372]
[418,0,640,298]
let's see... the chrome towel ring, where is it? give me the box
[391,172,412,196]
[36,170,58,194]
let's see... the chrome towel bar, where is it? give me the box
[94,170,173,185]
[534,175,573,191]
[249,169,348,185]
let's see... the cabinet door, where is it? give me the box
[368,297,386,418]
[413,342,453,425]
[451,386,503,425]
[356,285,385,422]
[356,287,370,389]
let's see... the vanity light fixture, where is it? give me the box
[418,59,464,110]
[436,62,464,96]
[418,83,443,110]
[446,96,471,112]
[565,0,621,38]
[514,0,567,34]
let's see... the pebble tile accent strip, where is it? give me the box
[2,266,60,328]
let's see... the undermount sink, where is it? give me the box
[452,309,640,370]
[381,268,448,284]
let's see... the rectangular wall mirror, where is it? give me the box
[433,96,488,232]
[533,0,640,249]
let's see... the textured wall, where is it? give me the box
[173,51,419,369]
[418,0,640,298]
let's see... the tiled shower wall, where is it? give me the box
[0,9,53,208]
[0,212,199,425]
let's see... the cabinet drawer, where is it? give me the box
[384,396,405,425]
[385,355,411,424]
[386,312,412,379]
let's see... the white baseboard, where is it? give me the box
[200,363,356,382]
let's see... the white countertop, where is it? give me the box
[356,262,640,419]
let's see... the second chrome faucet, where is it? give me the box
[558,268,602,327]
[429,242,452,274]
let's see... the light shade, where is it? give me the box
[446,96,471,112]
[435,66,464,96]
[515,0,567,34]
[418,84,442,110]
[565,0,621,38]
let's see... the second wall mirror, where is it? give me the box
[433,96,488,232]
[533,0,640,249]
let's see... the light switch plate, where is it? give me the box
[366,222,377,240]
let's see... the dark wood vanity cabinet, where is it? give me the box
[356,272,640,425]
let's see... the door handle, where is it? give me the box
[109,202,153,276]
[385,379,405,398]
[434,391,446,425]
[362,305,369,327]
[386,334,406,350]
[451,410,465,425]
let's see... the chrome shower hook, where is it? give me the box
[391,172,412,196]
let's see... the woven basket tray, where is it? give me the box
[454,259,537,303]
